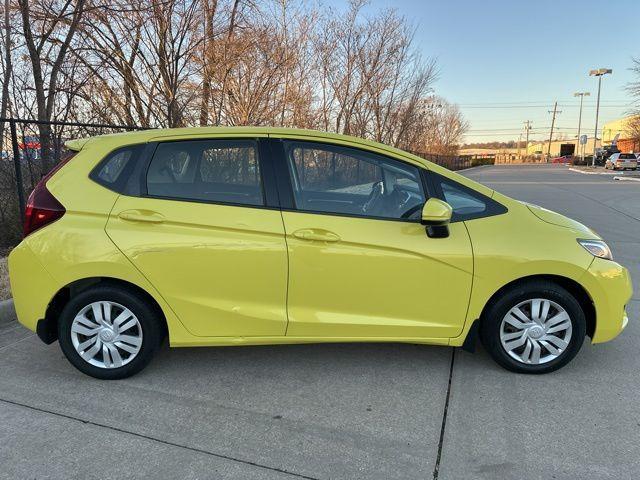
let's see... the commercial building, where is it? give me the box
[601,115,640,152]
[526,137,599,158]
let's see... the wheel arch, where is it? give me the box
[43,276,169,344]
[478,274,596,338]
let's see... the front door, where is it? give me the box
[277,140,474,339]
[106,137,288,337]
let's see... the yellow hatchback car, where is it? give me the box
[9,127,632,379]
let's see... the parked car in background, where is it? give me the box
[551,155,574,164]
[594,146,620,166]
[8,127,632,379]
[605,153,638,170]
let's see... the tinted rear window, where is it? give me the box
[619,154,636,159]
[146,139,263,206]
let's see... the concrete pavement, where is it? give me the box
[441,164,640,479]
[0,164,638,479]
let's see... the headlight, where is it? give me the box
[578,239,613,260]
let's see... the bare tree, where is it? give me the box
[403,97,468,155]
[6,0,465,154]
[17,0,87,171]
[0,0,13,145]
[199,0,217,126]
[625,58,640,149]
[311,0,439,148]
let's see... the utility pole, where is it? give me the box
[517,133,522,157]
[574,92,590,163]
[547,102,561,161]
[523,120,532,157]
[589,68,612,166]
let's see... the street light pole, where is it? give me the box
[589,68,612,166]
[574,91,590,163]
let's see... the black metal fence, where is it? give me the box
[0,118,142,251]
[411,152,495,171]
[0,118,494,252]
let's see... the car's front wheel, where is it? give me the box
[58,284,165,379]
[480,281,586,374]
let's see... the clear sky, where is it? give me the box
[324,0,640,144]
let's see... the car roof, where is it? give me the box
[65,126,433,173]
[67,127,382,151]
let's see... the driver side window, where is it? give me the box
[284,141,426,220]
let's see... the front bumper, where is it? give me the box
[580,257,633,343]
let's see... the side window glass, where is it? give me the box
[285,141,425,220]
[146,139,263,206]
[430,173,506,221]
[441,182,487,216]
[91,145,144,193]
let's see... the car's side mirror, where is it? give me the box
[421,198,453,238]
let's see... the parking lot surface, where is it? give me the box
[1,164,638,479]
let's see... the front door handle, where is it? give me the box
[118,210,165,224]
[292,228,341,242]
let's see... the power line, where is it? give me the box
[466,126,585,132]
[459,104,630,109]
[458,99,628,105]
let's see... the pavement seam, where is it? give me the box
[0,332,36,351]
[432,347,455,480]
[0,397,321,480]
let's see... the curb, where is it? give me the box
[613,176,640,182]
[568,167,617,175]
[0,298,17,325]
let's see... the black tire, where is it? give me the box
[480,280,586,374]
[58,284,165,379]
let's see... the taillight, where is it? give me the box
[23,152,75,237]
[23,184,65,237]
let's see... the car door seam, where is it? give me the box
[104,195,190,333]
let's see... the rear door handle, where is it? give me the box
[118,210,165,224]
[292,228,341,242]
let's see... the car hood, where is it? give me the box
[523,202,599,238]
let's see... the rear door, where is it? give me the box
[106,136,288,337]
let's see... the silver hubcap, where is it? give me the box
[500,298,572,365]
[70,301,143,369]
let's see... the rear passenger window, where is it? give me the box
[91,145,144,193]
[146,139,263,206]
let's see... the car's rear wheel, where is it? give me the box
[58,285,164,379]
[480,281,586,374]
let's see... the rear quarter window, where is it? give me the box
[90,145,145,193]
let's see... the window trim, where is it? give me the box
[275,139,430,224]
[138,137,273,209]
[93,136,508,224]
[427,170,508,222]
